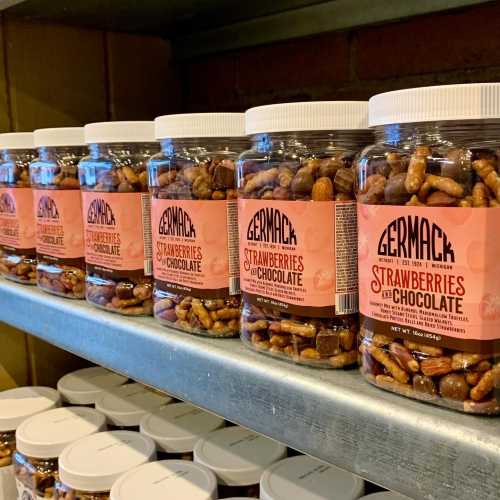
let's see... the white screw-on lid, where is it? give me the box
[0,386,60,431]
[110,460,218,500]
[15,407,106,459]
[359,493,412,500]
[140,402,225,454]
[57,367,128,405]
[84,121,155,144]
[260,455,365,500]
[34,127,85,147]
[194,426,287,486]
[369,83,500,127]
[155,113,245,139]
[0,132,34,150]
[245,101,369,135]
[58,431,156,493]
[95,383,172,428]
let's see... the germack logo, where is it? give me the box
[37,195,59,219]
[378,215,455,263]
[0,192,15,214]
[159,206,196,237]
[247,207,297,245]
[87,198,116,226]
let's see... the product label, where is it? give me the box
[151,198,237,298]
[0,187,36,254]
[15,477,43,500]
[82,191,152,280]
[238,199,358,317]
[358,204,500,352]
[33,189,85,266]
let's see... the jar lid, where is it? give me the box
[260,455,365,500]
[57,366,128,405]
[110,460,218,500]
[84,121,155,144]
[245,102,369,135]
[0,386,60,431]
[359,493,411,500]
[15,406,106,459]
[0,132,34,150]
[95,383,172,427]
[193,426,287,486]
[58,431,156,492]
[369,83,500,126]
[34,127,85,147]
[140,402,225,454]
[155,113,245,139]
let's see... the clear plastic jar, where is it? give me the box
[140,402,225,461]
[238,102,371,367]
[13,407,106,499]
[194,426,287,499]
[110,460,218,500]
[148,114,247,337]
[79,122,159,316]
[55,431,156,500]
[0,133,37,284]
[30,128,87,298]
[357,84,500,414]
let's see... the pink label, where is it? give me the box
[0,187,36,252]
[82,192,151,277]
[34,189,84,261]
[238,199,358,317]
[152,199,235,297]
[358,204,500,351]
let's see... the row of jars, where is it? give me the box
[0,367,406,500]
[0,83,499,415]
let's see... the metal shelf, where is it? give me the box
[0,280,499,500]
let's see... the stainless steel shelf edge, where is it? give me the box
[1,281,499,500]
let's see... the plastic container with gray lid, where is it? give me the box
[95,383,173,430]
[140,402,224,460]
[13,406,106,499]
[58,366,128,405]
[56,430,156,499]
[110,460,218,500]
[0,386,60,500]
[194,426,287,498]
[260,455,365,500]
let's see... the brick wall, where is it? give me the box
[181,2,500,112]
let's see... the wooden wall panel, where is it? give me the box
[0,323,29,390]
[4,17,108,131]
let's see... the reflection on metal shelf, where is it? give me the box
[0,280,499,500]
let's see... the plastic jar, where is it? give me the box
[148,113,247,337]
[14,406,105,499]
[95,383,172,431]
[260,455,365,500]
[30,127,88,298]
[238,102,371,367]
[57,367,128,406]
[140,402,225,460]
[0,132,37,284]
[79,122,159,316]
[357,83,500,414]
[110,460,218,500]
[194,426,287,498]
[55,431,156,500]
[0,387,60,499]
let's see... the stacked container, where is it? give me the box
[31,127,88,298]
[0,133,37,284]
[79,122,158,315]
[149,113,247,337]
[238,102,371,367]
[357,83,500,413]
